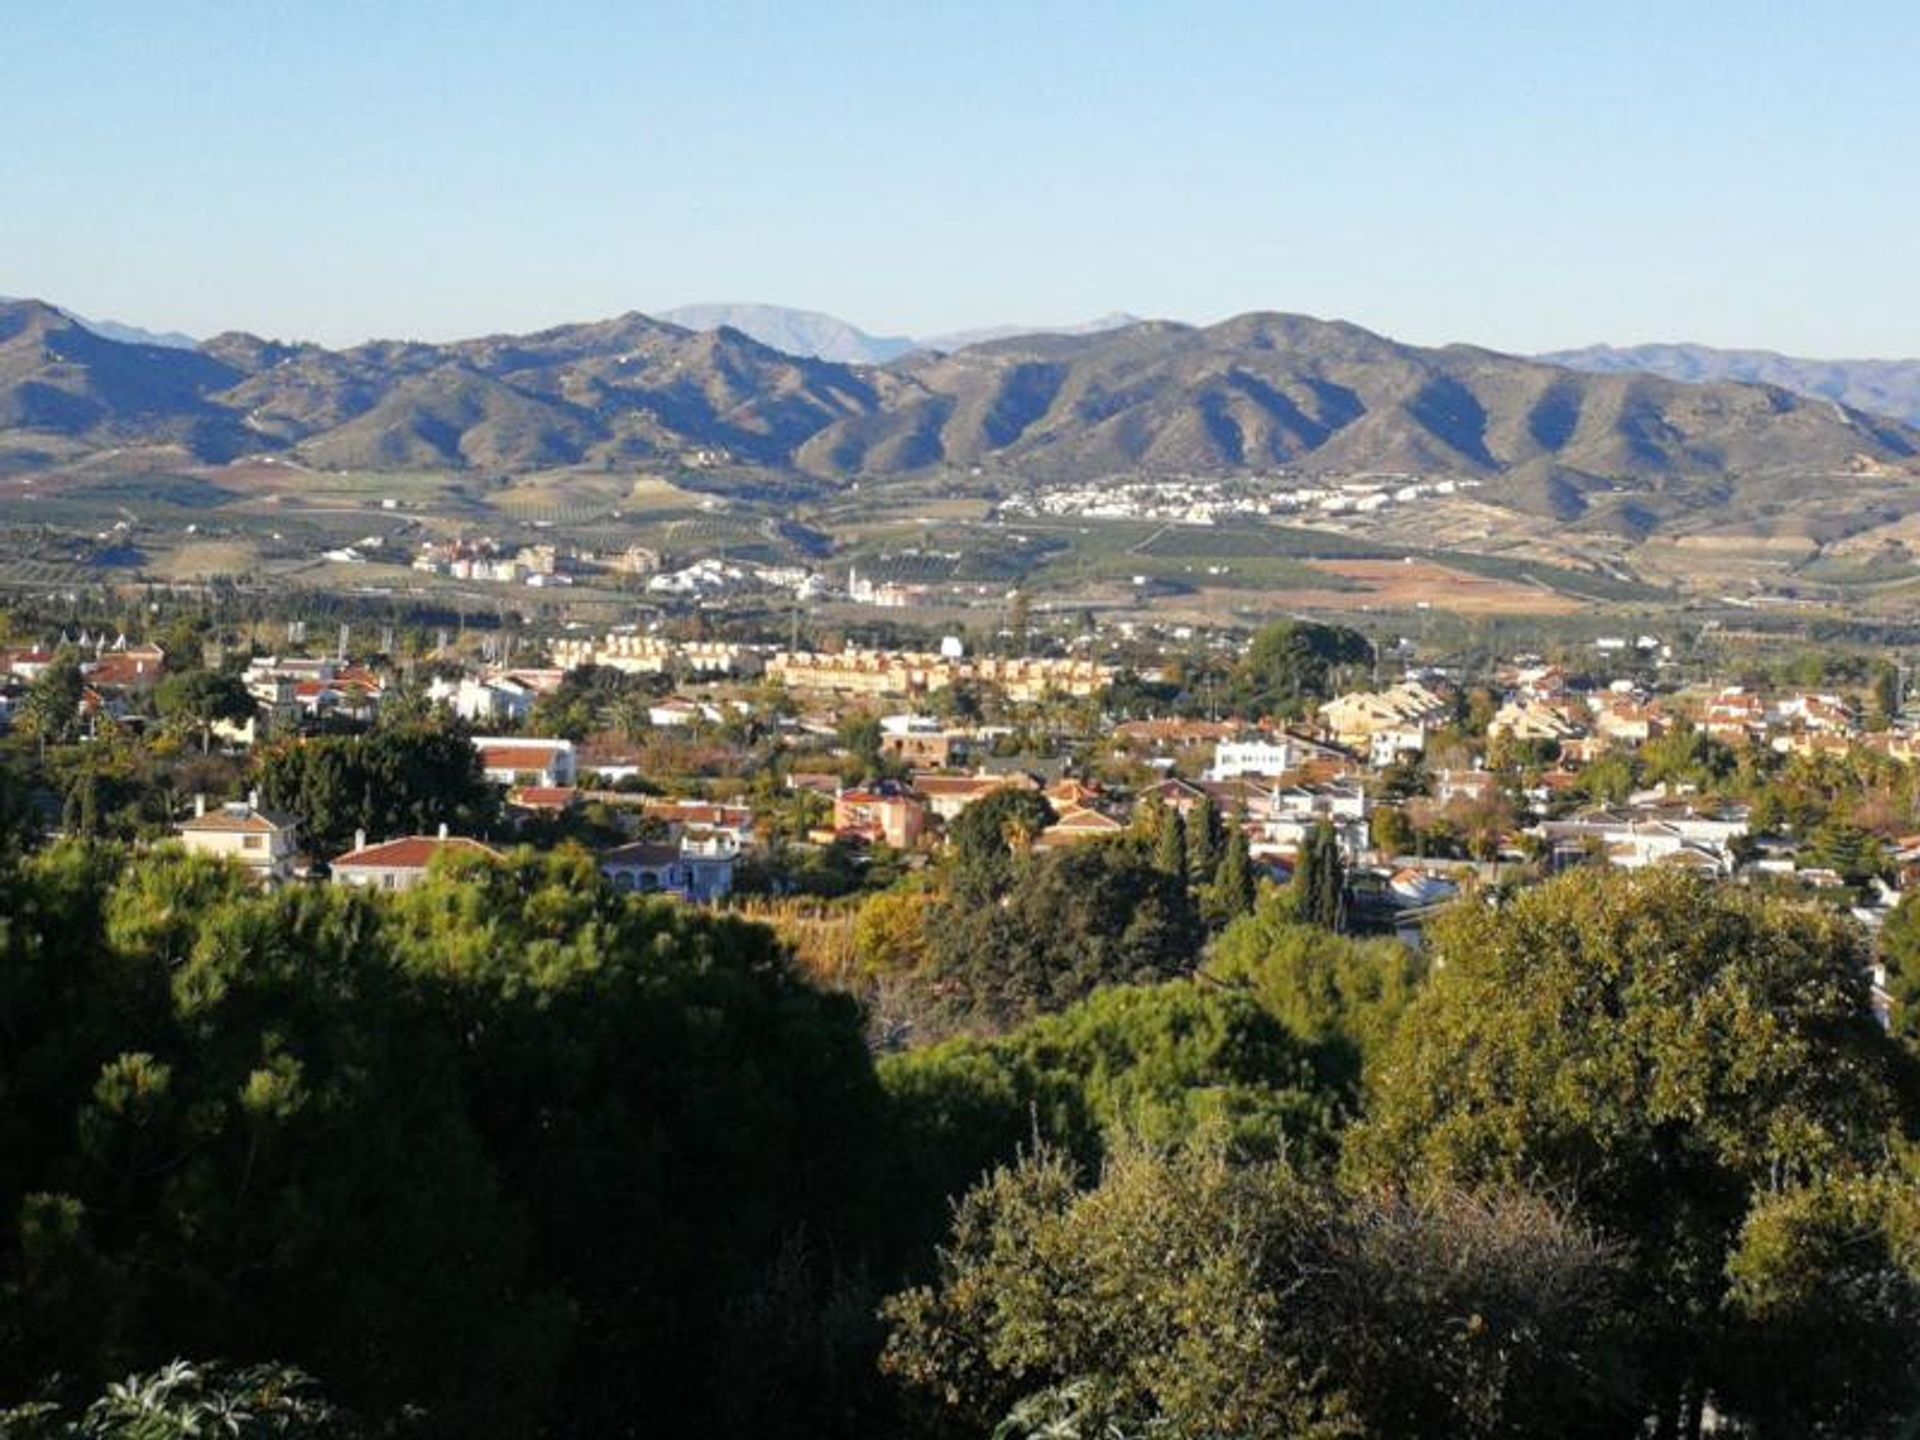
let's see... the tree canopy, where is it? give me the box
[254,721,499,856]
[1230,621,1373,717]
[1347,866,1920,1438]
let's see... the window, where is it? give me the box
[243,835,264,851]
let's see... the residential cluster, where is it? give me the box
[996,474,1482,523]
[16,613,1920,1025]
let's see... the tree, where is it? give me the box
[1870,660,1902,731]
[1348,866,1919,1438]
[928,840,1201,1024]
[946,788,1055,899]
[854,886,936,978]
[255,721,499,857]
[880,981,1347,1239]
[1149,799,1186,878]
[1806,816,1887,885]
[1639,718,1733,789]
[881,1141,1623,1440]
[1291,819,1346,931]
[1231,621,1372,718]
[1369,802,1411,858]
[1208,892,1425,1095]
[0,843,901,1439]
[155,669,255,753]
[1720,1175,1920,1437]
[1006,590,1031,659]
[18,654,83,756]
[1879,889,1920,1053]
[838,711,884,782]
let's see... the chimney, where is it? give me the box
[353,828,366,853]
[249,788,261,810]
[438,821,449,840]
[194,793,206,819]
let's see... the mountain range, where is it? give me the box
[2,298,1914,520]
[1539,343,1920,428]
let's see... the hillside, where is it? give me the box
[0,300,250,462]
[796,314,1918,492]
[1540,342,1920,427]
[2,299,1914,515]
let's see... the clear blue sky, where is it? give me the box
[5,1,1917,356]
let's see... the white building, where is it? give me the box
[430,675,539,725]
[473,736,576,787]
[1206,738,1302,781]
[599,831,739,903]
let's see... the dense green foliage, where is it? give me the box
[881,982,1344,1222]
[254,721,499,856]
[1348,866,1920,1437]
[154,669,254,752]
[883,1142,1623,1440]
[926,839,1200,1025]
[0,843,895,1438]
[1207,894,1426,1094]
[1231,620,1372,717]
[944,787,1055,899]
[6,804,1919,1438]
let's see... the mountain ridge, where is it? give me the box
[1,298,1914,526]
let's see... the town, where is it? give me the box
[6,607,1916,1025]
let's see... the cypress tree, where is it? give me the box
[1187,794,1221,888]
[1294,819,1346,932]
[1205,822,1257,927]
[1153,803,1188,878]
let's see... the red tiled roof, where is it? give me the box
[333,835,500,870]
[85,655,162,687]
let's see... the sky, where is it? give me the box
[4,0,1918,356]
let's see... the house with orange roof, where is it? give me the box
[1033,805,1126,849]
[175,794,301,884]
[832,785,927,849]
[474,736,576,787]
[330,831,501,892]
[910,770,1037,822]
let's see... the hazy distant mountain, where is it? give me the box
[0,294,197,350]
[659,304,916,364]
[660,303,1142,363]
[3,297,1914,531]
[1540,343,1920,427]
[917,311,1142,353]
